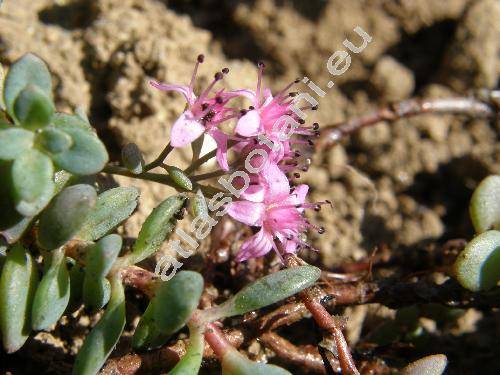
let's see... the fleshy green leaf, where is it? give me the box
[217,266,320,318]
[454,230,500,291]
[129,195,186,264]
[68,259,85,310]
[167,166,193,191]
[83,234,122,311]
[13,85,54,130]
[52,112,92,132]
[168,325,204,375]
[0,128,34,160]
[470,175,500,233]
[38,184,97,250]
[36,126,73,154]
[50,127,108,175]
[3,53,52,120]
[190,189,208,218]
[0,216,33,244]
[0,244,39,352]
[221,348,292,375]
[401,354,447,375]
[73,275,125,375]
[31,248,70,330]
[0,161,24,231]
[133,271,203,349]
[78,187,140,241]
[121,143,144,175]
[11,149,55,216]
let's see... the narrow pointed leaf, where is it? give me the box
[167,166,193,191]
[121,143,144,174]
[470,175,500,233]
[31,248,70,330]
[4,53,52,119]
[401,354,447,375]
[0,128,34,160]
[78,187,139,241]
[36,126,73,154]
[12,149,54,216]
[50,127,108,175]
[13,85,54,129]
[38,184,97,250]
[168,326,204,375]
[454,230,500,291]
[73,275,125,375]
[129,195,186,264]
[218,266,320,318]
[0,244,39,352]
[83,234,122,311]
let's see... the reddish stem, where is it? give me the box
[204,322,231,359]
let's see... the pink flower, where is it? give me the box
[227,164,327,261]
[151,55,242,168]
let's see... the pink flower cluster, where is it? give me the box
[151,55,329,261]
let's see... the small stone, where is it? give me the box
[371,56,415,101]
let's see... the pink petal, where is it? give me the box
[241,185,265,202]
[208,129,230,171]
[170,111,205,148]
[235,110,262,137]
[236,228,274,261]
[227,200,265,227]
[150,81,196,105]
[262,163,290,202]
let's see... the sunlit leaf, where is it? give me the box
[13,85,54,130]
[38,184,97,250]
[83,234,122,311]
[73,275,125,375]
[217,266,320,319]
[78,187,139,241]
[129,194,186,264]
[168,325,204,375]
[50,127,108,175]
[3,53,52,120]
[401,354,447,375]
[11,149,54,216]
[470,175,500,233]
[454,230,500,291]
[0,128,34,160]
[52,112,92,132]
[0,244,38,352]
[36,126,73,154]
[31,248,70,330]
[190,189,208,218]
[133,271,203,349]
[167,166,193,191]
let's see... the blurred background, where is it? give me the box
[0,0,499,373]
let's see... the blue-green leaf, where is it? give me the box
[73,274,125,375]
[0,244,39,352]
[78,187,139,241]
[216,266,320,319]
[3,53,52,120]
[168,325,204,375]
[121,143,144,175]
[31,248,70,330]
[129,195,186,264]
[11,149,54,216]
[36,126,73,154]
[0,128,34,160]
[470,175,500,233]
[454,230,500,291]
[401,354,447,375]
[13,85,54,130]
[38,184,97,250]
[167,166,193,191]
[221,348,292,375]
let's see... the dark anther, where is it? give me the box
[249,106,255,110]
[314,205,321,212]
[201,103,209,110]
[314,131,321,137]
[294,172,301,178]
[307,139,314,146]
[222,67,229,74]
[295,204,302,208]
[240,109,248,116]
[214,72,223,81]
[325,199,332,204]
[257,61,266,68]
[301,166,309,172]
[311,105,318,110]
[312,122,319,130]
[294,150,301,157]
[294,78,301,83]
[215,96,223,104]
[298,118,305,124]
[318,226,325,234]
[197,54,205,63]
[289,92,298,97]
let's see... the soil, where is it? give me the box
[0,0,499,374]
